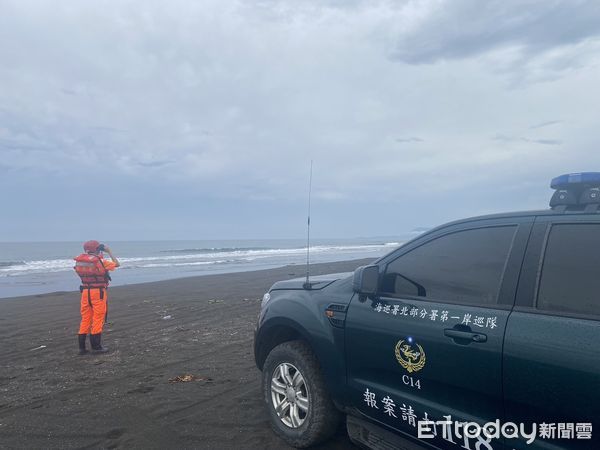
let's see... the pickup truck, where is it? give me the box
[254,173,599,450]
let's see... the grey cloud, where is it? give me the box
[0,141,47,152]
[137,160,176,168]
[492,134,562,146]
[492,134,519,143]
[528,138,562,146]
[90,126,128,133]
[0,1,599,240]
[391,1,600,64]
[529,120,562,129]
[396,137,424,143]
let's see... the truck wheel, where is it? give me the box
[262,340,341,448]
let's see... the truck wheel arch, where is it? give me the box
[255,319,313,370]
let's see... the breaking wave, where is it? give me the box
[0,242,401,277]
[160,247,269,254]
[0,261,25,268]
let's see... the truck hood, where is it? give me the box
[270,272,352,291]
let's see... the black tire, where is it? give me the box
[262,340,342,448]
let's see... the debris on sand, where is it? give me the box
[29,345,46,351]
[168,374,213,383]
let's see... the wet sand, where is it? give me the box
[0,259,372,449]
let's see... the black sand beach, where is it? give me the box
[0,259,372,449]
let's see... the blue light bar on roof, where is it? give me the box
[550,172,600,190]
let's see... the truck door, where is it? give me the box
[345,218,532,450]
[504,216,600,450]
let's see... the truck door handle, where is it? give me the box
[444,328,487,343]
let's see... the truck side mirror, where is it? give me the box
[352,265,379,296]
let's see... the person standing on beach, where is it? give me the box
[74,240,120,355]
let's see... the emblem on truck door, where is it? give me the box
[395,337,426,373]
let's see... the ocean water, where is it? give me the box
[0,237,411,299]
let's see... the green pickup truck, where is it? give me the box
[254,173,599,450]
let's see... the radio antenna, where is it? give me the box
[303,160,313,290]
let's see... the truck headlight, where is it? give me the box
[261,292,271,309]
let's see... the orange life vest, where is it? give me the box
[74,254,111,288]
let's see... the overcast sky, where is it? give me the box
[1,0,599,241]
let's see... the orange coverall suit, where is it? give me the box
[78,260,117,335]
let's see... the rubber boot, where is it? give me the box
[78,334,88,355]
[90,333,109,354]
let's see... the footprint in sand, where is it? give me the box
[127,385,154,394]
[106,428,126,439]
